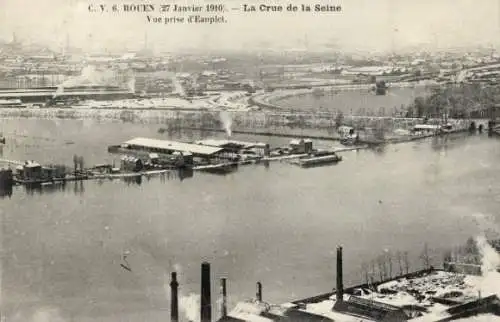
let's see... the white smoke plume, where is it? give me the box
[165,263,200,322]
[475,235,500,297]
[219,111,233,137]
[180,293,201,322]
[467,213,500,298]
[53,65,122,98]
[127,77,136,93]
[172,75,186,97]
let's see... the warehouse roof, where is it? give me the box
[123,137,224,156]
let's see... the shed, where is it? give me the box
[289,139,313,154]
[22,161,42,180]
[120,156,143,172]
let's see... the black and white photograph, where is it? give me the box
[1,0,500,321]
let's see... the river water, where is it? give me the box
[1,114,500,321]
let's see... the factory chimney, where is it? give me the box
[220,278,227,318]
[201,262,212,322]
[336,246,344,304]
[256,282,263,302]
[170,272,179,322]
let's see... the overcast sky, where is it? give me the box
[1,0,499,53]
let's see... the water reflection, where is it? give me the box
[372,145,387,155]
[158,168,194,182]
[73,180,85,195]
[0,184,13,198]
[123,175,142,186]
[430,133,478,152]
[24,181,68,195]
[13,169,194,197]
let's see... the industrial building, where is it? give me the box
[195,139,270,156]
[121,137,223,158]
[164,246,500,322]
[0,86,134,104]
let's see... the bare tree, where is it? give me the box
[403,251,410,274]
[334,111,344,129]
[361,262,369,284]
[385,250,393,279]
[396,251,404,276]
[377,255,386,281]
[443,249,452,263]
[420,243,431,269]
[370,260,377,284]
[73,154,78,176]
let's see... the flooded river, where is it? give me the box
[1,118,500,322]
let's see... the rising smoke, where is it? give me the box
[127,78,136,93]
[180,293,201,322]
[53,65,135,98]
[171,75,186,97]
[219,111,233,137]
[165,263,201,322]
[469,213,500,297]
[475,235,500,297]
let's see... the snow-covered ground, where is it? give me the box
[72,91,255,112]
[223,270,497,322]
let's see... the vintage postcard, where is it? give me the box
[1,0,500,321]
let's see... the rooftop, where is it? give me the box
[123,137,224,156]
[220,270,500,322]
[195,139,264,149]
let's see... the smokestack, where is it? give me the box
[170,272,179,322]
[256,282,262,302]
[336,246,343,303]
[220,278,227,318]
[201,262,212,322]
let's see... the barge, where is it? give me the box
[291,151,342,168]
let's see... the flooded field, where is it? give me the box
[1,118,500,321]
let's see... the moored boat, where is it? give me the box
[292,153,342,168]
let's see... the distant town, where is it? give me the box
[1,32,500,102]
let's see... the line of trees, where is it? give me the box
[405,83,500,119]
[361,250,410,285]
[360,243,434,286]
[442,237,482,265]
